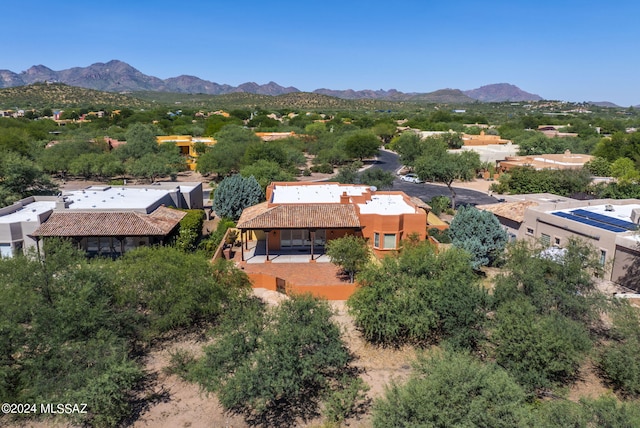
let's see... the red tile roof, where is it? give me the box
[33,206,186,237]
[237,202,361,229]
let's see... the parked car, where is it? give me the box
[401,173,423,183]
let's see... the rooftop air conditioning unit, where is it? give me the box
[605,204,614,212]
[631,208,640,224]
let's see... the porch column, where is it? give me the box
[310,229,316,261]
[241,230,245,262]
[265,229,270,262]
[117,236,125,255]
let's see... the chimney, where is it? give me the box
[340,191,350,204]
[55,196,69,210]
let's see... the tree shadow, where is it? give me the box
[123,372,171,427]
[232,388,323,427]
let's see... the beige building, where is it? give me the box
[497,150,593,172]
[480,194,640,289]
[461,131,510,146]
[0,182,203,258]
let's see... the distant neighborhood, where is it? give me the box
[1,75,640,427]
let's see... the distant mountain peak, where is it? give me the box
[0,60,546,103]
[463,83,542,102]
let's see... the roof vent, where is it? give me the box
[605,204,614,212]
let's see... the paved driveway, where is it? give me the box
[372,149,499,207]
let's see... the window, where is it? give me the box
[541,233,551,247]
[374,233,380,248]
[600,250,607,266]
[0,243,12,258]
[554,237,561,246]
[383,233,396,249]
[526,227,534,235]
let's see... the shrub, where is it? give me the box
[173,209,204,252]
[311,163,334,174]
[348,243,487,349]
[449,205,507,269]
[428,195,451,216]
[198,218,235,257]
[190,295,357,426]
[373,351,526,427]
[213,174,264,220]
[427,227,451,244]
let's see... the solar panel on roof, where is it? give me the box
[570,209,639,231]
[552,211,627,233]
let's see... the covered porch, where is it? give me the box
[238,235,330,263]
[31,207,186,257]
[236,202,362,263]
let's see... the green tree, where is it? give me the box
[372,121,397,145]
[212,174,264,220]
[326,234,370,283]
[414,141,480,209]
[333,164,359,185]
[389,131,423,167]
[492,299,592,392]
[516,132,564,155]
[239,160,295,190]
[38,140,105,177]
[242,141,290,167]
[592,132,627,161]
[191,294,355,426]
[493,238,605,324]
[491,167,591,196]
[126,153,173,182]
[359,168,395,190]
[373,350,526,428]
[197,125,260,176]
[0,151,57,207]
[0,240,143,426]
[610,157,640,183]
[584,156,612,176]
[342,130,380,161]
[117,123,159,160]
[599,302,640,397]
[203,114,242,136]
[348,243,487,349]
[113,246,250,335]
[449,205,508,269]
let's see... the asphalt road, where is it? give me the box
[371,149,499,207]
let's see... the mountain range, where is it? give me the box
[0,60,544,103]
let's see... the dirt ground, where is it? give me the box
[130,294,416,428]
[4,290,625,428]
[22,168,625,427]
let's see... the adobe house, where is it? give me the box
[479,194,640,289]
[156,135,217,170]
[236,182,432,262]
[497,150,593,172]
[1,183,203,258]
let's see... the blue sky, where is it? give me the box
[3,0,639,106]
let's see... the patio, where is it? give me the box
[232,240,357,299]
[238,239,330,264]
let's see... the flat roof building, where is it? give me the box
[0,182,203,258]
[498,150,593,171]
[236,182,438,262]
[480,195,640,289]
